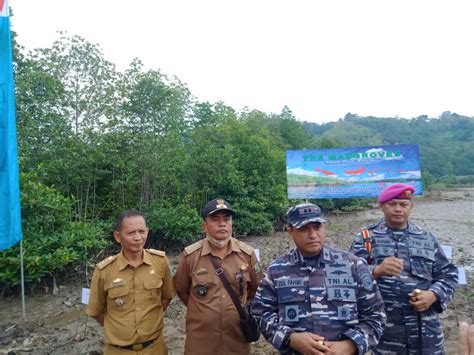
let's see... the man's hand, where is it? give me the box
[408,289,437,312]
[373,256,403,279]
[289,332,329,354]
[324,339,357,355]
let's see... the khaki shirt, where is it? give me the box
[87,249,176,346]
[174,238,263,355]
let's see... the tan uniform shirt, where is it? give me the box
[87,249,176,346]
[174,238,263,355]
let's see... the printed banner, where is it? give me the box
[0,0,23,250]
[286,144,423,199]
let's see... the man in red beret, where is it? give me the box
[349,183,458,355]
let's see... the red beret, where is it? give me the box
[378,183,415,203]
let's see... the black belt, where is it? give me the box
[112,338,156,351]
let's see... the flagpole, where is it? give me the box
[0,0,25,319]
[20,240,26,319]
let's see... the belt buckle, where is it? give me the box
[132,344,144,351]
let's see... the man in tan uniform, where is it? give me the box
[87,210,176,354]
[174,198,263,355]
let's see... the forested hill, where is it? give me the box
[303,112,474,181]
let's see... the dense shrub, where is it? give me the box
[0,173,107,290]
[144,199,202,251]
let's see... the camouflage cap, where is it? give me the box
[287,203,326,228]
[201,198,235,219]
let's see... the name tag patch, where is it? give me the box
[276,278,304,288]
[325,276,354,286]
[409,239,434,250]
[374,236,392,244]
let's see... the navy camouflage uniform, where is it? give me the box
[349,220,458,354]
[252,246,386,355]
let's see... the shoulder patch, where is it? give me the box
[360,270,375,291]
[184,240,203,255]
[147,249,165,257]
[96,255,118,270]
[237,240,254,256]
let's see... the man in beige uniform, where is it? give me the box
[174,198,263,355]
[87,210,176,354]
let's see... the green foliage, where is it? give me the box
[233,198,276,236]
[0,173,107,289]
[144,199,201,251]
[422,170,436,190]
[186,111,290,235]
[309,198,371,214]
[455,175,474,185]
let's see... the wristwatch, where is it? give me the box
[282,332,292,348]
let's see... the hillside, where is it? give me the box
[303,112,474,180]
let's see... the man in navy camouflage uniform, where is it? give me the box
[349,183,458,354]
[252,203,386,355]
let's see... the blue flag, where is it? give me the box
[0,0,22,251]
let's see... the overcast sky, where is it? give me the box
[10,0,474,123]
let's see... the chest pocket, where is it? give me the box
[144,276,163,303]
[370,235,395,261]
[275,277,306,303]
[370,236,396,264]
[107,285,130,311]
[191,270,217,299]
[409,246,435,280]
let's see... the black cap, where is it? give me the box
[201,198,235,219]
[287,203,326,228]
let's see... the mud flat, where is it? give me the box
[0,187,472,354]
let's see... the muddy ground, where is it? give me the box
[1,187,473,354]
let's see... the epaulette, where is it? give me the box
[96,254,119,270]
[367,222,378,230]
[147,249,165,257]
[184,240,203,255]
[237,240,253,256]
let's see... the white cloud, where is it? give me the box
[287,167,319,177]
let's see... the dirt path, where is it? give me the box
[1,187,472,354]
